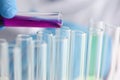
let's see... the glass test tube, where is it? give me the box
[99,25,112,80]
[16,34,34,80]
[37,30,53,80]
[114,26,120,79]
[54,37,69,80]
[86,22,104,80]
[0,39,9,80]
[1,12,62,28]
[102,25,120,80]
[8,44,21,80]
[34,40,47,80]
[69,30,87,80]
[53,27,71,80]
[13,46,22,80]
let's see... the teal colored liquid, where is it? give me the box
[89,34,98,75]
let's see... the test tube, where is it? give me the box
[86,22,104,80]
[0,39,9,80]
[52,36,69,80]
[16,34,35,80]
[13,46,22,80]
[0,12,62,28]
[34,40,47,80]
[69,30,87,80]
[114,27,120,79]
[101,25,120,80]
[37,30,54,80]
[8,44,22,80]
[54,27,71,80]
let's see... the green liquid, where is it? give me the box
[88,34,98,76]
[87,76,96,80]
[75,76,102,80]
[87,76,102,80]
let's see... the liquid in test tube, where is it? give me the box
[0,15,62,28]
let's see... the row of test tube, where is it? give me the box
[0,22,120,80]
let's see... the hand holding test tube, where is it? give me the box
[0,0,61,29]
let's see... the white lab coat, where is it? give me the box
[17,0,120,25]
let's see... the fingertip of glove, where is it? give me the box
[0,0,17,18]
[1,8,17,18]
[0,26,5,30]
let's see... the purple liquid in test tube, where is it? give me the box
[0,15,62,28]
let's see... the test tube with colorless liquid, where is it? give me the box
[13,46,22,80]
[101,25,120,80]
[53,36,69,80]
[37,30,53,80]
[114,27,120,79]
[54,27,71,80]
[0,39,9,80]
[34,40,47,80]
[16,34,35,80]
[8,44,22,80]
[69,30,87,80]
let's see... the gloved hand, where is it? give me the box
[0,0,17,30]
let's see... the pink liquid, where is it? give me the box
[1,15,62,28]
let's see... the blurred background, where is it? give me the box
[17,0,120,26]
